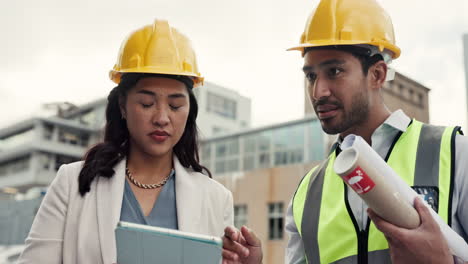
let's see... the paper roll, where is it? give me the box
[335,134,468,261]
[334,147,420,229]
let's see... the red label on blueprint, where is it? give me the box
[342,166,375,194]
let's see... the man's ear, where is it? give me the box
[369,60,387,90]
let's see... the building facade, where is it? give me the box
[0,100,105,246]
[0,116,102,192]
[201,116,327,264]
[194,82,251,138]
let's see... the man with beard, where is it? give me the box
[284,0,468,262]
[222,0,468,263]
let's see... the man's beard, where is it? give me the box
[313,90,370,135]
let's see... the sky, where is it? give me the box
[1,0,468,131]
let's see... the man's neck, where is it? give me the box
[340,106,392,145]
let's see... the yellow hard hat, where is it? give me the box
[110,20,204,87]
[288,0,401,59]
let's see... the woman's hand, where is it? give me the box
[222,226,263,264]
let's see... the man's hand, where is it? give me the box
[368,197,453,264]
[222,226,263,264]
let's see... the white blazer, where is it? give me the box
[18,156,233,264]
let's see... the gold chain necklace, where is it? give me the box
[125,167,172,189]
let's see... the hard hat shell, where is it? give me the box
[110,20,204,87]
[288,0,400,59]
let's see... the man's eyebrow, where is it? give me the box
[303,59,346,72]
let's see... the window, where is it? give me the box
[206,119,325,173]
[213,138,239,174]
[399,84,405,97]
[273,124,304,166]
[38,152,52,170]
[307,121,326,162]
[268,202,284,240]
[257,131,271,168]
[418,93,424,107]
[408,89,414,101]
[0,155,30,175]
[0,128,34,151]
[58,129,90,147]
[43,124,54,140]
[11,156,29,173]
[207,92,237,119]
[234,205,248,228]
[242,135,256,171]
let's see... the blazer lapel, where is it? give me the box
[96,158,126,264]
[174,156,203,233]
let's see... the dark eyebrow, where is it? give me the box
[168,93,187,99]
[136,90,186,99]
[136,89,155,96]
[303,59,346,72]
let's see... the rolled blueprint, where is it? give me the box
[334,134,468,261]
[334,147,420,229]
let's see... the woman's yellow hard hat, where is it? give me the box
[110,20,204,87]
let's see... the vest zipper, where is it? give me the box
[344,183,369,264]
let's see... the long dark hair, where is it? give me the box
[78,73,211,196]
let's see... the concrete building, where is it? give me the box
[194,82,251,138]
[0,100,105,246]
[201,116,327,264]
[0,116,102,191]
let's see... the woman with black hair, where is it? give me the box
[19,20,233,264]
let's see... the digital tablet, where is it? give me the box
[115,221,223,264]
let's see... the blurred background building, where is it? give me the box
[194,82,251,138]
[0,71,430,263]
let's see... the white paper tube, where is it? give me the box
[334,147,420,229]
[336,134,468,261]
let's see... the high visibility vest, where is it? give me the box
[292,120,461,264]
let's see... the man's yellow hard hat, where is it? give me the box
[110,20,204,87]
[288,0,401,59]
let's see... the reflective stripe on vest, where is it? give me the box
[292,120,460,263]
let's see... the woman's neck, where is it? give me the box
[126,148,174,183]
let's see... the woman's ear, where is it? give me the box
[118,95,126,120]
[369,60,387,90]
